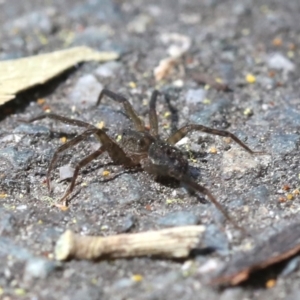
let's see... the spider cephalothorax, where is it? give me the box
[24,89,263,232]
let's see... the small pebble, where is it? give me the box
[267,53,295,73]
[24,258,60,280]
[59,165,74,181]
[185,89,206,105]
[157,211,199,227]
[69,74,103,108]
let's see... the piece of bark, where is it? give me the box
[55,226,206,261]
[210,220,300,285]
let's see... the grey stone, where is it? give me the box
[190,99,231,126]
[59,165,75,181]
[72,26,108,49]
[4,10,54,35]
[281,256,300,277]
[0,146,34,168]
[203,224,229,255]
[87,183,112,204]
[13,124,50,135]
[113,174,142,205]
[245,185,269,203]
[69,74,103,109]
[69,0,120,22]
[0,209,16,235]
[266,53,295,73]
[0,237,32,260]
[158,211,199,227]
[118,215,136,232]
[24,258,60,280]
[270,133,300,155]
[94,61,122,78]
[185,89,206,106]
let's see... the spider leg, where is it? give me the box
[23,113,135,166]
[149,90,160,136]
[24,114,136,199]
[23,113,92,128]
[96,88,145,132]
[59,145,106,204]
[167,124,264,154]
[47,128,100,192]
[141,160,247,234]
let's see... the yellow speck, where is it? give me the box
[243,108,253,116]
[293,189,300,195]
[0,193,7,198]
[246,73,256,83]
[215,77,223,83]
[241,28,250,36]
[209,147,217,154]
[287,51,294,58]
[164,111,171,118]
[102,170,110,177]
[0,287,3,295]
[58,205,69,211]
[60,136,67,144]
[116,135,122,142]
[45,108,51,113]
[81,182,87,187]
[266,279,276,288]
[73,218,77,224]
[37,98,46,105]
[97,121,105,129]
[19,193,24,198]
[131,274,143,282]
[129,81,137,89]
[101,225,109,231]
[204,84,210,90]
[38,220,43,224]
[223,137,232,144]
[272,37,282,46]
[260,5,270,13]
[37,33,49,45]
[163,124,170,129]
[14,288,26,296]
[166,198,184,204]
[91,278,98,285]
[203,98,211,104]
[48,253,54,259]
[287,193,294,200]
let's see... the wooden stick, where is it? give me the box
[55,226,206,261]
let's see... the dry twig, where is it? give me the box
[55,226,206,261]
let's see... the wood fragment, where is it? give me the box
[55,226,206,261]
[0,47,119,105]
[210,220,300,285]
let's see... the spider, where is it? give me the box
[24,89,263,232]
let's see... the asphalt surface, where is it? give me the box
[1,0,300,299]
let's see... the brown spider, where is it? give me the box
[25,89,263,231]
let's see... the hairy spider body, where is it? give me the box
[24,89,263,232]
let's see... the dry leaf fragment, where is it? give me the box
[154,57,178,81]
[0,46,119,105]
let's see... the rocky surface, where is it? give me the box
[1,0,300,299]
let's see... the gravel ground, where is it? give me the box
[1,0,300,299]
